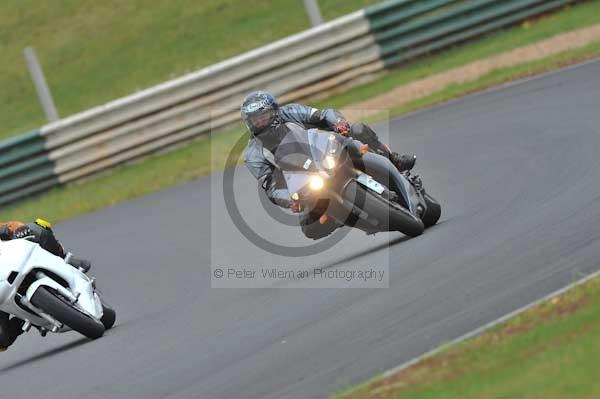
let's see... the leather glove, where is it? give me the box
[290,201,304,213]
[332,119,350,136]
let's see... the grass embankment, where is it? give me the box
[336,275,600,399]
[0,0,378,139]
[2,2,600,222]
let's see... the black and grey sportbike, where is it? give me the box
[275,125,441,238]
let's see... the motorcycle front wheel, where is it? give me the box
[343,181,424,237]
[100,299,116,330]
[30,287,105,339]
[421,192,441,228]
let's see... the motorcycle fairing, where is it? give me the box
[0,240,103,325]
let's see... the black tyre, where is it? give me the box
[422,192,441,228]
[30,287,105,339]
[100,301,116,330]
[299,199,340,240]
[345,181,424,237]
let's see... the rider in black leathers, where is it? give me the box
[242,91,417,239]
[0,219,90,350]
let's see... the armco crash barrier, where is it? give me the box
[0,0,580,205]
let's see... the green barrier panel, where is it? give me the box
[374,0,503,45]
[380,0,536,56]
[0,177,60,206]
[365,0,421,17]
[0,129,48,168]
[367,0,462,31]
[385,0,577,65]
[0,154,55,181]
[0,128,59,205]
[365,0,579,66]
[0,164,57,195]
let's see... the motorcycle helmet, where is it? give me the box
[240,91,280,136]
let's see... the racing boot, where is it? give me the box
[0,313,24,351]
[389,152,417,172]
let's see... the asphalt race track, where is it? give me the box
[2,59,600,399]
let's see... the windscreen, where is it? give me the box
[274,125,331,172]
[274,126,315,171]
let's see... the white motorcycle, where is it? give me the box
[0,238,115,340]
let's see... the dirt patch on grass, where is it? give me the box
[500,292,592,338]
[342,24,600,121]
[345,351,464,398]
[549,296,591,317]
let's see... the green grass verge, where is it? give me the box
[2,3,600,222]
[336,275,600,399]
[0,0,378,140]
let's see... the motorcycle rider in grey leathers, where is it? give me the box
[242,91,417,240]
